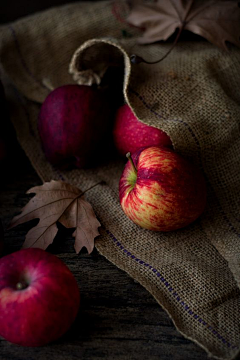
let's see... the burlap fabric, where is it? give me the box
[1,1,240,359]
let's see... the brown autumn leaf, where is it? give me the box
[9,180,101,254]
[127,0,240,50]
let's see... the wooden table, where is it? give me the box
[0,132,215,360]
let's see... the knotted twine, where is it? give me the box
[0,2,240,358]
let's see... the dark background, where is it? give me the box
[0,0,104,23]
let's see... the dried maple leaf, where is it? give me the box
[9,180,101,254]
[127,0,240,50]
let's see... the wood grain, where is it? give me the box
[0,143,217,360]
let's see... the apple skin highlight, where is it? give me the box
[113,104,172,156]
[119,146,207,232]
[0,248,80,347]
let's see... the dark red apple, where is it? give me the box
[119,146,206,231]
[38,84,112,169]
[113,104,172,156]
[0,248,80,346]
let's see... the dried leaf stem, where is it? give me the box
[130,25,184,65]
[79,180,106,197]
[9,180,105,253]
[130,0,193,65]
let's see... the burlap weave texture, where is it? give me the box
[0,2,240,359]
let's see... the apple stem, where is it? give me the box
[126,152,137,175]
[42,77,55,91]
[16,281,28,290]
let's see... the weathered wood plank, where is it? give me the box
[0,147,215,360]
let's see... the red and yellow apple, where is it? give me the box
[113,104,172,156]
[119,146,206,231]
[0,248,80,346]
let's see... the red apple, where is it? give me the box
[0,248,80,346]
[38,84,112,169]
[119,146,206,231]
[113,104,172,156]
